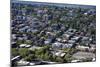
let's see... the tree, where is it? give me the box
[55,57,63,62]
[48,55,56,62]
[43,51,51,61]
[63,54,73,62]
[19,48,30,58]
[12,48,19,57]
[24,54,36,61]
[90,28,96,35]
[24,40,32,45]
[35,46,51,59]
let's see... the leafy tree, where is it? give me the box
[24,54,36,61]
[19,48,30,58]
[55,57,63,62]
[12,48,19,57]
[63,54,72,62]
[24,40,32,45]
[90,28,96,35]
[49,55,56,62]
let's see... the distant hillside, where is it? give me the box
[11,0,96,9]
